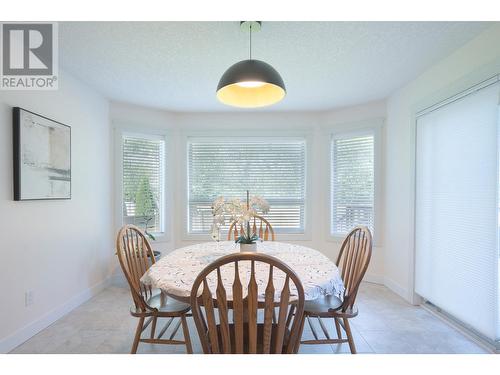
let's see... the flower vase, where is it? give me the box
[239,242,257,252]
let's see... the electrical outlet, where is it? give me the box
[25,290,34,307]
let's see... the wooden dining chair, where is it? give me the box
[116,224,193,354]
[190,252,305,354]
[300,226,372,354]
[227,215,275,241]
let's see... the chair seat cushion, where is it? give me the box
[131,293,190,316]
[304,294,343,315]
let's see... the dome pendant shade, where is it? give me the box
[216,59,286,108]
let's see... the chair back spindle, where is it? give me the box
[227,215,275,241]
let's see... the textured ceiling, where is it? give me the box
[59,21,490,112]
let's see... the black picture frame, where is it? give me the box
[13,107,72,201]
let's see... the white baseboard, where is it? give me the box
[363,273,385,285]
[109,263,130,287]
[0,277,111,354]
[110,271,127,287]
[363,275,414,305]
[383,277,410,302]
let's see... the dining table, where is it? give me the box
[141,241,344,303]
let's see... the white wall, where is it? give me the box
[110,100,386,284]
[384,24,500,303]
[0,70,113,352]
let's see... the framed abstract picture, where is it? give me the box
[13,107,71,200]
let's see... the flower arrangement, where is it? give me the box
[211,190,270,244]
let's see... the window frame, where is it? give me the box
[327,119,383,245]
[180,130,312,241]
[114,126,170,243]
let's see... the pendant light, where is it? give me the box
[216,21,286,108]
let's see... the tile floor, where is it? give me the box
[11,282,490,354]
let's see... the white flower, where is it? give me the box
[213,214,225,225]
[211,196,225,215]
[249,196,270,214]
[210,194,271,241]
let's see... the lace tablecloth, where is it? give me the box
[141,241,344,301]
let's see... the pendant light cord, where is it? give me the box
[249,24,252,60]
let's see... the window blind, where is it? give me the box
[122,135,165,233]
[415,82,500,341]
[331,132,375,236]
[188,139,306,234]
